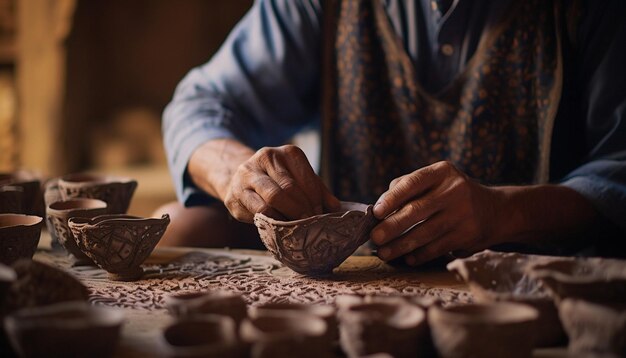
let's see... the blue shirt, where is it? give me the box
[163,0,626,238]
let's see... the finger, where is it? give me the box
[249,175,309,220]
[376,212,453,261]
[239,189,285,222]
[276,146,325,215]
[403,231,465,266]
[388,174,407,190]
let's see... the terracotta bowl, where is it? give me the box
[162,314,244,358]
[47,199,108,266]
[250,302,337,342]
[58,173,137,214]
[559,298,626,356]
[0,214,43,265]
[253,202,377,276]
[0,186,23,214]
[0,170,42,216]
[526,257,626,302]
[4,301,124,358]
[68,214,170,281]
[428,302,539,358]
[338,301,427,358]
[164,290,248,328]
[447,250,566,346]
[240,311,332,358]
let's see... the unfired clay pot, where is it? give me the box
[58,173,137,214]
[254,202,377,276]
[447,250,566,346]
[240,311,332,358]
[162,314,244,358]
[428,302,539,358]
[0,170,42,216]
[165,290,248,328]
[250,302,337,342]
[68,214,170,281]
[47,199,108,266]
[338,301,427,358]
[558,298,626,356]
[0,186,22,214]
[0,214,42,265]
[4,301,124,358]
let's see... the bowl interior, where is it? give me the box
[437,303,538,324]
[0,214,42,228]
[249,313,325,336]
[49,199,107,211]
[8,302,124,329]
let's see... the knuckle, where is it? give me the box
[281,144,304,157]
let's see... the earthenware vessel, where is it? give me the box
[68,214,169,281]
[447,250,566,346]
[165,290,247,328]
[43,178,63,247]
[250,302,338,342]
[47,199,108,266]
[58,173,137,214]
[254,202,378,276]
[162,314,244,358]
[240,311,331,358]
[0,170,42,216]
[0,186,22,214]
[527,256,626,302]
[0,214,43,265]
[558,298,626,356]
[4,301,124,358]
[428,302,539,358]
[338,301,427,358]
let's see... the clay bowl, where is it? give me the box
[558,298,626,356]
[68,214,170,281]
[526,256,626,302]
[4,301,124,358]
[47,199,108,266]
[164,290,247,328]
[250,302,337,342]
[0,170,42,216]
[446,250,566,346]
[253,202,377,276]
[428,302,539,358]
[338,301,427,358]
[58,173,137,214]
[240,311,332,358]
[0,186,23,214]
[0,214,43,265]
[162,314,244,358]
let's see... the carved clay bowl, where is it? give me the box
[250,302,337,342]
[0,170,42,216]
[253,202,377,276]
[58,173,138,214]
[526,256,626,302]
[558,298,626,356]
[4,301,124,358]
[338,301,427,358]
[240,311,332,358]
[428,302,539,358]
[68,214,170,281]
[0,186,23,214]
[446,250,566,346]
[43,178,62,247]
[0,214,43,265]
[162,314,244,358]
[164,290,248,328]
[47,199,108,266]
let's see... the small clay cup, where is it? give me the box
[254,202,378,276]
[58,173,137,214]
[68,214,170,281]
[0,170,42,216]
[250,302,338,342]
[0,186,23,214]
[165,290,248,328]
[162,314,244,358]
[4,301,124,358]
[558,298,626,356]
[428,302,539,358]
[47,199,108,266]
[0,214,43,265]
[338,301,427,358]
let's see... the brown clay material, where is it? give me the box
[68,214,170,281]
[251,302,338,342]
[4,301,124,358]
[58,173,138,214]
[0,214,43,265]
[428,302,539,358]
[254,202,378,276]
[162,314,243,358]
[0,186,23,214]
[338,301,427,358]
[0,263,16,307]
[43,178,63,245]
[559,298,626,356]
[164,290,248,328]
[47,199,108,266]
[0,170,43,216]
[447,250,566,347]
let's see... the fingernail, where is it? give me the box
[373,202,385,217]
[371,229,384,245]
[378,247,390,260]
[405,255,416,265]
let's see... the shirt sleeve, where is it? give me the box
[163,0,323,206]
[559,1,626,235]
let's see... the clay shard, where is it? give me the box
[58,173,138,214]
[68,214,170,281]
[254,202,377,276]
[0,214,43,265]
[0,170,42,216]
[164,290,247,328]
[162,314,243,358]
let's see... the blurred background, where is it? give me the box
[0,0,253,215]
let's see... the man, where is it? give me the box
[161,0,626,265]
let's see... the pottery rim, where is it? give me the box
[429,302,539,325]
[251,302,335,319]
[164,290,247,317]
[527,258,626,285]
[47,198,108,212]
[58,173,136,185]
[343,302,425,329]
[241,310,327,342]
[255,202,371,226]
[68,213,168,227]
[0,214,43,229]
[4,300,124,330]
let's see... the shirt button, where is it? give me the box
[441,44,454,56]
